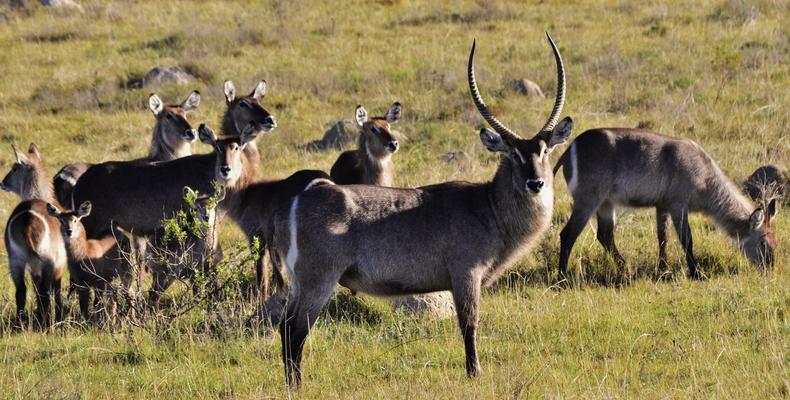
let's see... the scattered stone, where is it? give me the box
[743,164,788,204]
[392,292,455,319]
[439,151,467,162]
[40,0,83,12]
[142,66,195,89]
[507,79,544,98]
[306,120,357,151]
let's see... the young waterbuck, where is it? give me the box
[329,103,402,186]
[269,33,572,386]
[53,90,201,207]
[554,130,779,279]
[46,201,135,323]
[147,185,225,307]
[71,80,274,239]
[2,144,67,327]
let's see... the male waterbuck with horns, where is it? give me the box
[554,130,779,279]
[2,144,67,327]
[53,90,201,207]
[71,81,275,239]
[330,102,402,186]
[269,33,572,386]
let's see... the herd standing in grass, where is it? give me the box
[0,31,779,387]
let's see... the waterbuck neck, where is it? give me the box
[65,228,117,263]
[702,168,755,241]
[148,123,192,161]
[362,150,393,186]
[217,142,260,219]
[21,167,55,204]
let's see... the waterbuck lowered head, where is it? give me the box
[148,90,201,160]
[270,32,572,386]
[2,144,52,202]
[221,80,276,137]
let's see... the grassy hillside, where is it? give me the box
[0,0,788,398]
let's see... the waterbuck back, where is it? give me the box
[554,128,779,278]
[1,144,67,326]
[270,33,573,386]
[330,103,401,186]
[53,90,201,207]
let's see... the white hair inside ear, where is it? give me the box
[355,105,368,127]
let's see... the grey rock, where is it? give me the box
[40,0,83,11]
[306,120,357,151]
[507,79,545,98]
[392,292,455,319]
[142,66,195,89]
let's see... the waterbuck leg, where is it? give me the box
[11,265,27,324]
[451,272,483,377]
[76,282,91,320]
[52,276,63,324]
[280,280,337,387]
[595,200,625,266]
[148,267,174,309]
[656,208,671,273]
[669,206,701,280]
[559,198,603,277]
[34,270,52,328]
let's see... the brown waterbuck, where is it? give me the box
[329,103,402,186]
[53,90,201,207]
[70,80,274,239]
[554,130,779,279]
[147,185,225,307]
[1,144,67,327]
[269,33,572,386]
[46,201,134,322]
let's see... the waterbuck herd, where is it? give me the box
[0,33,779,386]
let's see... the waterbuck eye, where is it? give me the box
[240,100,250,109]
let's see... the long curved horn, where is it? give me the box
[540,32,566,133]
[468,39,521,140]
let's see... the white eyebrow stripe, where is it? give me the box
[513,148,526,164]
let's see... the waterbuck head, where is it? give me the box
[183,185,225,229]
[47,201,91,242]
[198,124,257,187]
[149,90,201,145]
[222,80,276,137]
[1,143,49,200]
[355,102,402,158]
[741,199,778,268]
[468,33,573,197]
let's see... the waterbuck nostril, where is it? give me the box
[65,229,72,237]
[526,179,545,193]
[387,141,399,152]
[220,165,231,177]
[264,116,276,127]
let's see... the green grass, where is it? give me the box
[0,0,788,398]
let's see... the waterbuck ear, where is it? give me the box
[27,143,41,160]
[385,102,402,124]
[480,128,510,153]
[77,201,92,218]
[548,117,573,149]
[250,80,266,101]
[181,90,201,112]
[11,144,26,164]
[224,80,236,103]
[148,94,164,115]
[766,199,778,222]
[355,105,368,127]
[198,124,218,147]
[183,186,197,202]
[46,203,60,217]
[215,185,226,202]
[750,208,765,230]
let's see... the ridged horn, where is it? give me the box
[468,39,521,141]
[540,32,566,133]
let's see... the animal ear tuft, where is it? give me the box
[183,186,197,202]
[78,201,92,218]
[181,90,200,112]
[46,203,59,217]
[385,102,402,123]
[479,128,510,153]
[148,94,164,115]
[198,124,218,146]
[27,143,41,160]
[766,198,778,221]
[224,80,236,103]
[548,116,573,148]
[355,105,368,127]
[251,80,266,101]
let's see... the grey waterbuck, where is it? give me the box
[329,102,402,186]
[269,33,572,386]
[554,130,779,279]
[1,144,67,327]
[147,186,225,307]
[47,201,134,322]
[71,80,274,238]
[53,90,201,207]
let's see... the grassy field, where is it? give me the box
[0,0,788,398]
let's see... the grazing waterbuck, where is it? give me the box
[330,102,402,186]
[147,186,225,307]
[1,144,67,326]
[53,90,201,207]
[269,33,572,386]
[46,201,134,322]
[554,130,779,279]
